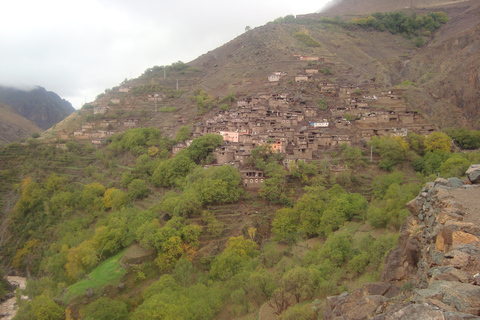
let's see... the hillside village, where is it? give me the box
[55,53,434,189]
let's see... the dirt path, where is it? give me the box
[0,276,26,320]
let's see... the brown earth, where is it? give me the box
[0,103,42,144]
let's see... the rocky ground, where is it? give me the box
[323,168,480,319]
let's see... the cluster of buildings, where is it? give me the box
[177,69,434,188]
[54,55,436,189]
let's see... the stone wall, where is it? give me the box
[323,177,480,319]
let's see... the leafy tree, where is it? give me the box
[185,165,243,205]
[81,182,106,211]
[185,134,223,164]
[280,266,316,303]
[161,190,202,218]
[14,293,64,320]
[446,128,480,150]
[128,179,150,199]
[152,152,196,187]
[81,298,128,320]
[202,210,224,237]
[341,145,364,167]
[439,154,470,178]
[248,268,278,303]
[259,163,290,205]
[424,132,452,153]
[319,231,353,267]
[279,303,316,320]
[210,236,259,280]
[371,136,408,171]
[175,126,191,142]
[272,208,300,244]
[423,149,451,175]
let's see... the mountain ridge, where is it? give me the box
[0,85,75,130]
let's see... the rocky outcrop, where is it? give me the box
[324,178,480,319]
[466,165,480,185]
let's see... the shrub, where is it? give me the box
[294,32,321,47]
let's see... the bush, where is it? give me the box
[294,31,321,47]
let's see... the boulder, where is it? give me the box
[466,165,480,184]
[448,178,464,188]
[343,295,388,320]
[429,281,480,315]
[385,303,445,320]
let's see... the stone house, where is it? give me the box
[300,56,320,61]
[306,69,319,74]
[295,75,309,82]
[94,106,108,115]
[236,152,251,166]
[303,107,318,118]
[124,119,140,127]
[220,131,240,142]
[172,141,187,155]
[268,75,280,82]
[240,170,265,188]
[214,145,235,164]
[293,147,313,160]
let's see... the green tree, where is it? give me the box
[371,136,408,171]
[128,179,150,199]
[280,266,316,303]
[439,154,470,178]
[81,298,128,320]
[14,293,64,320]
[175,126,191,143]
[152,152,196,187]
[272,208,300,244]
[424,132,452,153]
[186,134,223,164]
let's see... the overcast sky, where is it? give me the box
[1,0,332,109]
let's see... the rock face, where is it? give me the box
[466,165,480,184]
[323,178,480,319]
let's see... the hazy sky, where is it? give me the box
[1,0,332,109]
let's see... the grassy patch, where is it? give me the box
[158,107,177,112]
[294,32,321,47]
[63,250,126,303]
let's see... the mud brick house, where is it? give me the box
[268,74,280,82]
[100,119,118,127]
[293,147,313,159]
[300,56,320,61]
[295,75,309,82]
[94,106,108,115]
[240,170,265,188]
[124,119,140,127]
[172,141,188,155]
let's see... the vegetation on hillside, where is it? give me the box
[2,124,479,319]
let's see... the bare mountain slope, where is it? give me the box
[0,103,42,144]
[403,1,480,127]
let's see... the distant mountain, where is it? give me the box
[0,86,75,130]
[0,103,42,144]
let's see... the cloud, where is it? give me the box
[1,0,331,109]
